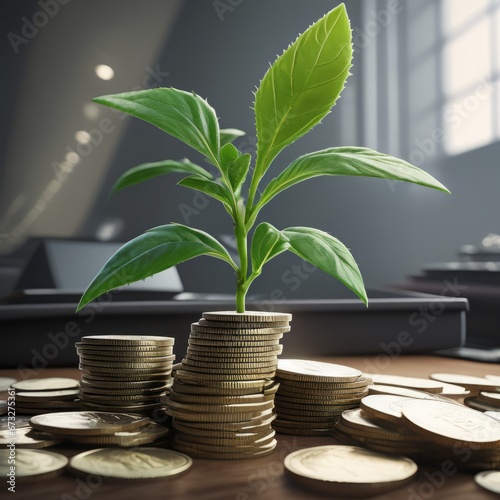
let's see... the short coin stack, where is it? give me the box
[335,395,500,470]
[273,359,370,436]
[10,378,81,415]
[76,335,175,416]
[167,310,291,459]
[29,411,169,448]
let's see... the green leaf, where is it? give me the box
[282,227,367,305]
[220,128,246,146]
[178,176,234,211]
[77,224,236,311]
[251,223,290,274]
[220,143,239,166]
[253,3,352,182]
[111,159,213,193]
[94,88,220,162]
[227,154,251,192]
[257,147,450,208]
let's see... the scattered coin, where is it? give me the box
[430,373,500,392]
[278,360,361,383]
[284,445,418,497]
[69,447,192,479]
[366,374,444,393]
[0,449,68,480]
[475,470,500,494]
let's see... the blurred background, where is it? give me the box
[1,0,499,300]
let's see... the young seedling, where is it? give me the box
[77,3,448,314]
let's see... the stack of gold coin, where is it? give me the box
[336,395,500,470]
[76,335,175,415]
[167,311,291,459]
[29,410,169,447]
[10,378,81,415]
[273,359,370,436]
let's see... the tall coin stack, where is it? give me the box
[273,359,370,436]
[166,311,291,459]
[76,335,175,416]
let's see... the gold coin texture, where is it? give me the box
[69,447,192,479]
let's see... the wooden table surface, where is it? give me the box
[1,355,500,500]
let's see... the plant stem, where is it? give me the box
[234,202,248,313]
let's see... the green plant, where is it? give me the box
[77,3,448,314]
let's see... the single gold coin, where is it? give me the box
[366,374,444,393]
[11,378,79,392]
[80,335,175,346]
[69,447,191,479]
[0,449,68,480]
[79,363,172,374]
[276,390,367,403]
[15,389,80,402]
[79,392,164,403]
[30,411,150,435]
[360,395,414,423]
[284,445,418,497]
[430,373,500,391]
[0,377,17,391]
[198,319,289,328]
[167,407,266,423]
[202,310,292,322]
[402,399,500,449]
[277,360,361,383]
[475,470,500,494]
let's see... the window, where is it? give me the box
[441,0,500,155]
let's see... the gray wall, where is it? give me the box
[2,0,499,302]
